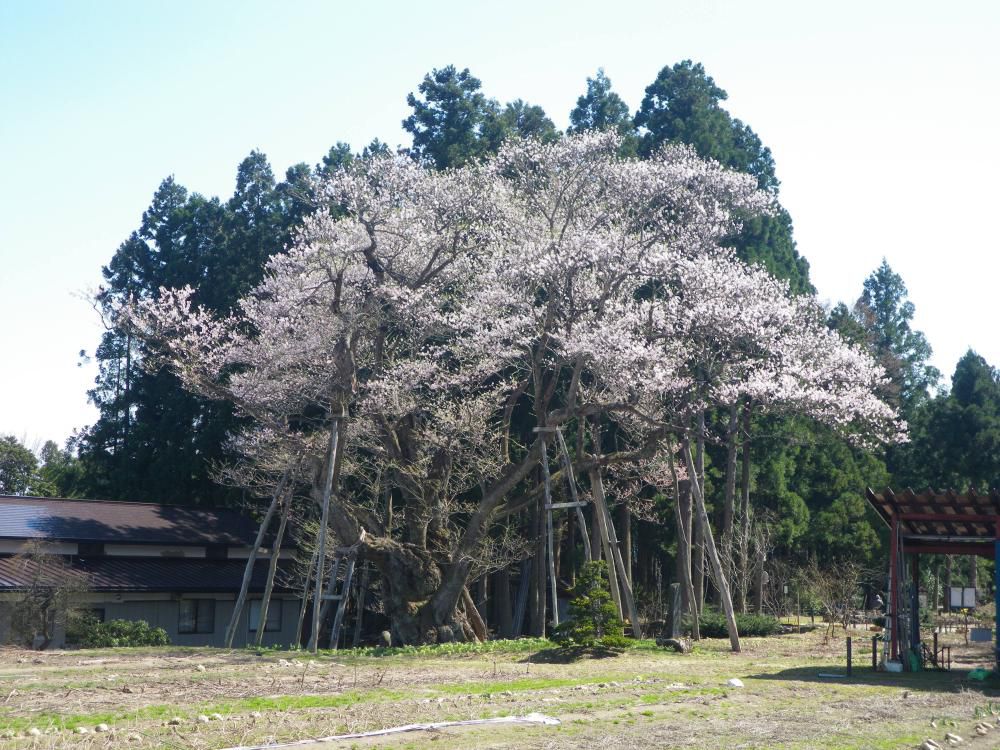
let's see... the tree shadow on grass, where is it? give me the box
[749,664,1000,695]
[523,646,625,664]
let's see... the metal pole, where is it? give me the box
[871,635,878,671]
[846,636,853,676]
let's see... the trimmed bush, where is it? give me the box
[697,608,782,638]
[71,617,170,648]
[553,561,629,651]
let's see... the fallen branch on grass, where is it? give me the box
[218,713,561,749]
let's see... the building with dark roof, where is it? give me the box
[0,496,302,649]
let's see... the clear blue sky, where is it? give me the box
[1,0,998,447]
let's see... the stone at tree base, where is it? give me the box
[655,637,692,653]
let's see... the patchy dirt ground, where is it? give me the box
[0,628,997,749]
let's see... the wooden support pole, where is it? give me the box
[255,482,293,648]
[683,439,739,653]
[540,434,559,628]
[846,636,853,676]
[872,635,878,671]
[590,469,622,618]
[329,552,356,650]
[995,533,1000,672]
[554,427,592,563]
[295,546,318,648]
[309,420,341,653]
[225,469,289,648]
[889,516,899,661]
[910,554,921,654]
[590,468,642,639]
[352,560,370,648]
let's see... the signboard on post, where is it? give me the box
[948,586,977,609]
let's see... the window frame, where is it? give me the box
[178,598,216,634]
[248,598,282,633]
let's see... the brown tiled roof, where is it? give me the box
[0,496,261,546]
[0,555,299,594]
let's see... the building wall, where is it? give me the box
[0,593,303,649]
[95,596,303,648]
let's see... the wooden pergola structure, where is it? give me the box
[866,487,999,670]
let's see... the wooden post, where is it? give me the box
[513,558,531,637]
[255,482,293,648]
[683,439,739,652]
[994,525,1000,672]
[910,554,921,655]
[668,582,682,638]
[309,420,341,653]
[352,559,370,648]
[225,469,289,648]
[539,434,559,628]
[329,552,356,650]
[295,546,318,648]
[889,516,899,661]
[590,469,642,638]
[496,567,513,639]
[846,636,853,676]
[554,427,592,562]
[591,470,623,618]
[872,635,878,670]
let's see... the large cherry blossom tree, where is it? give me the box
[127,133,900,647]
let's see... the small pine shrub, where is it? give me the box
[73,617,170,648]
[553,561,628,650]
[697,608,782,638]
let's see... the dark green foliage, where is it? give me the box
[853,260,940,415]
[70,616,170,648]
[553,561,628,650]
[636,61,748,176]
[76,146,353,505]
[0,435,38,495]
[33,441,84,498]
[635,60,811,294]
[404,65,559,170]
[697,608,781,638]
[568,69,637,155]
[482,99,560,150]
[569,69,632,134]
[895,350,1000,490]
[403,66,496,170]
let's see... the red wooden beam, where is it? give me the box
[897,513,995,524]
[903,543,995,558]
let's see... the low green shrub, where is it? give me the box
[72,617,170,648]
[696,608,782,638]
